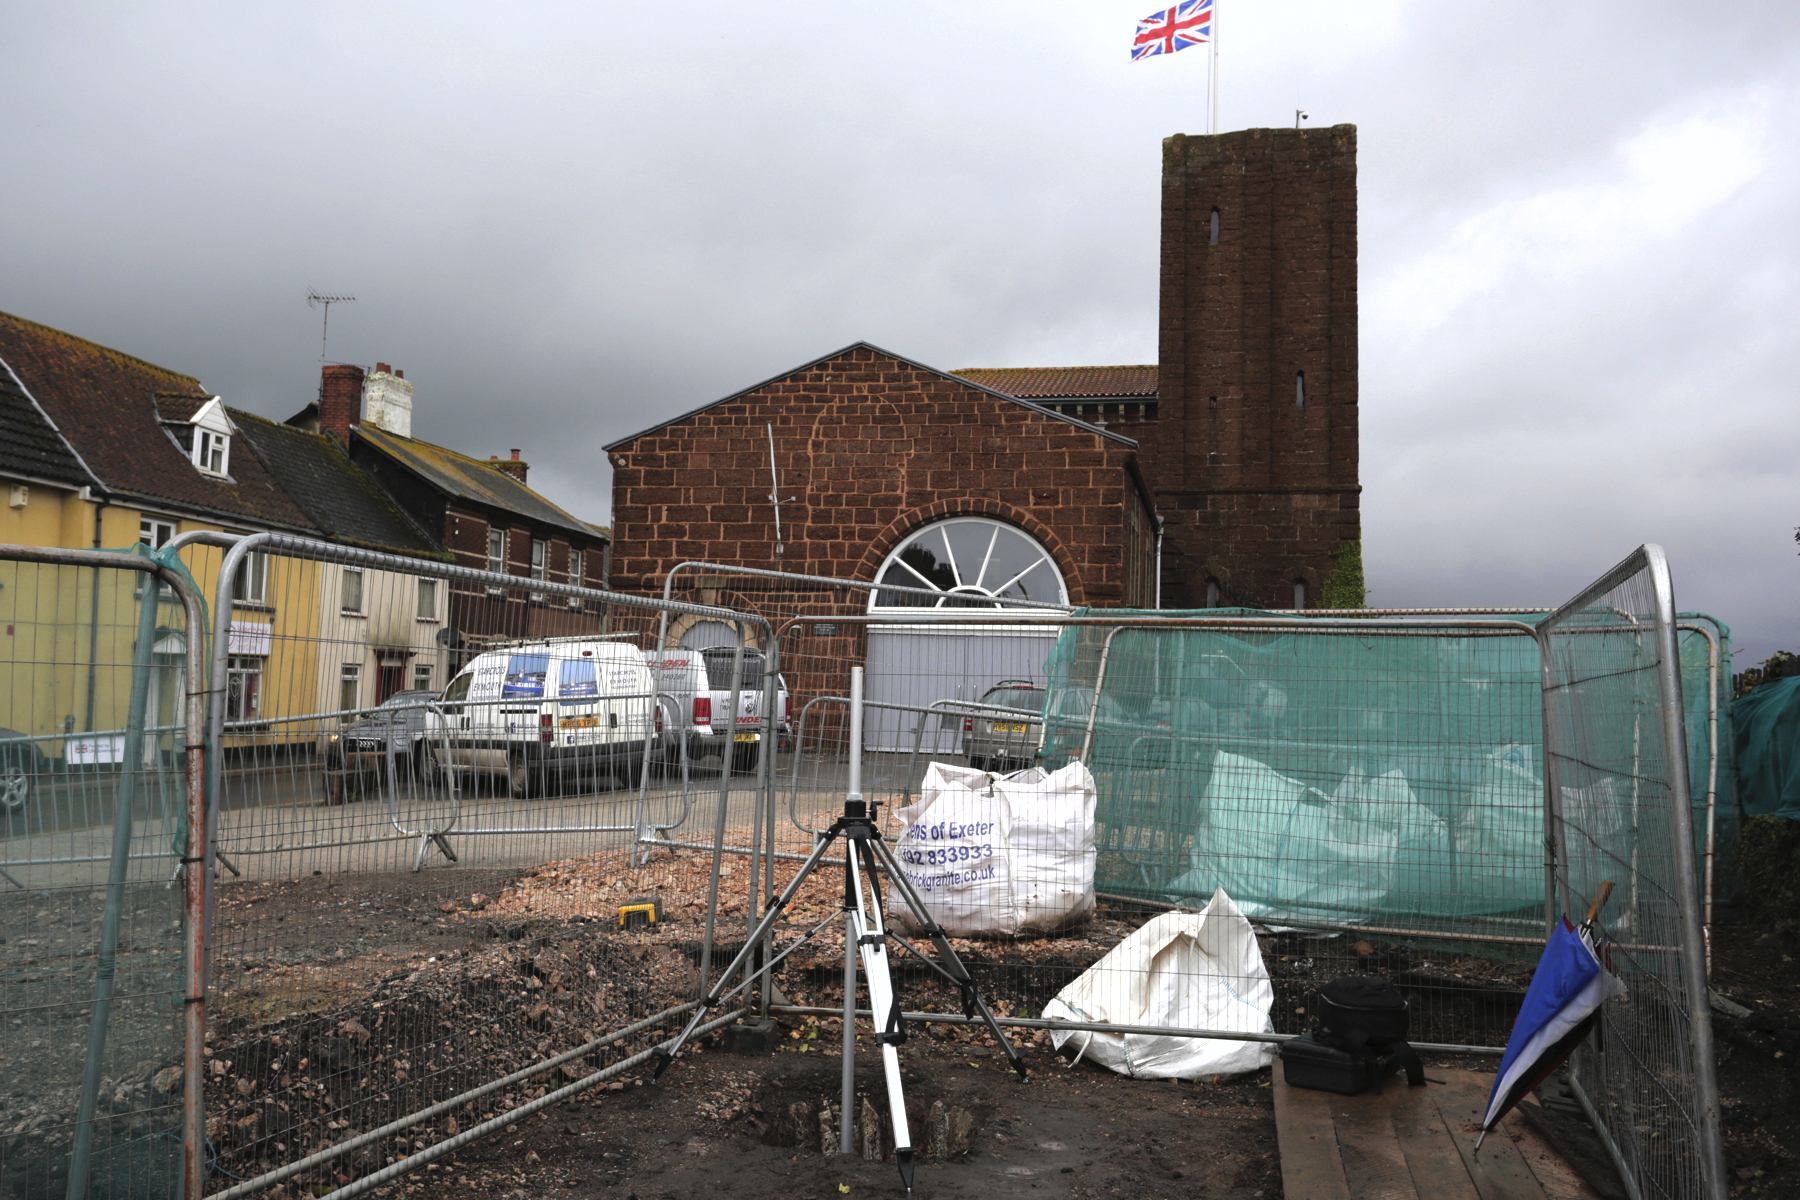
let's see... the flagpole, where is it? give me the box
[1209,0,1219,134]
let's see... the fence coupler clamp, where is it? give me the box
[959,984,978,1019]
[649,1047,675,1082]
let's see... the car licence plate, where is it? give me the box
[993,722,1029,734]
[560,716,599,729]
[733,732,759,743]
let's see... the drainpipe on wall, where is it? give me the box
[83,499,108,733]
[1153,516,1164,611]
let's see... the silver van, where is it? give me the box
[424,637,659,797]
[649,648,791,771]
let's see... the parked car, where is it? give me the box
[323,690,435,801]
[0,728,50,817]
[962,680,1045,772]
[649,647,791,772]
[424,638,660,797]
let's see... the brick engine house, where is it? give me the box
[607,125,1362,617]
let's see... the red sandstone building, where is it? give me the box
[607,125,1361,624]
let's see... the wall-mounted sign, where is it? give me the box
[228,621,272,656]
[812,623,839,637]
[67,734,126,765]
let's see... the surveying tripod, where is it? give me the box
[652,794,1029,1196]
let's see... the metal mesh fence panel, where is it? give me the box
[0,550,199,1200]
[172,536,772,1198]
[1540,546,1727,1200]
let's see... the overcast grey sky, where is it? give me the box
[4,2,1796,661]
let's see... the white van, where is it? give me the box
[424,637,659,797]
[649,648,791,771]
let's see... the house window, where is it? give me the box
[341,568,363,614]
[417,578,437,620]
[567,548,584,609]
[225,656,263,721]
[339,663,361,716]
[194,429,230,475]
[530,539,547,601]
[487,529,506,575]
[412,663,433,692]
[233,552,268,605]
[139,518,175,549]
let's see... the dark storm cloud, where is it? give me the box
[2,1,1795,658]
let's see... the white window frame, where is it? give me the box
[339,663,361,717]
[412,663,433,692]
[567,548,584,610]
[869,516,1069,615]
[530,538,547,602]
[233,552,268,606]
[487,529,506,575]
[341,567,364,614]
[139,518,175,549]
[417,577,437,621]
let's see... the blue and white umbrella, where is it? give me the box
[1476,883,1627,1152]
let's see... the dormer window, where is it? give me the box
[171,396,236,478]
[195,428,229,474]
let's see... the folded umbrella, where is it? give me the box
[1476,881,1626,1153]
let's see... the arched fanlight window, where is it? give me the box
[871,517,1067,611]
[1209,207,1220,245]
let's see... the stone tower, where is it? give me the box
[1146,125,1361,610]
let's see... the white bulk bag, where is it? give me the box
[890,760,1096,937]
[1041,887,1274,1079]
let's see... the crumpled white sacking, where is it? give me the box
[889,759,1096,937]
[1041,887,1275,1079]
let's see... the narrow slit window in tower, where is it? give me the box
[1293,579,1307,610]
[1205,578,1220,608]
[1209,207,1220,244]
[1296,370,1306,409]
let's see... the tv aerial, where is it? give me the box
[306,289,356,361]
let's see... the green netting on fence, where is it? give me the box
[1035,608,1732,946]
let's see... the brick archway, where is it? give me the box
[852,500,1087,607]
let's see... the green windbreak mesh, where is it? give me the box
[1037,609,1732,943]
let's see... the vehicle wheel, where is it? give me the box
[507,754,537,800]
[0,760,30,814]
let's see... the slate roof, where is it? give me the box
[951,365,1159,400]
[0,312,318,530]
[232,412,446,558]
[0,356,96,489]
[603,341,1138,452]
[355,425,603,540]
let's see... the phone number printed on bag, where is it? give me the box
[899,842,994,867]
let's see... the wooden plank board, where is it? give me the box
[1273,1069,1352,1200]
[1430,1072,1551,1200]
[1388,1082,1483,1200]
[1499,1108,1607,1200]
[1329,1086,1420,1200]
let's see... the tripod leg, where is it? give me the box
[868,833,1030,1081]
[654,827,841,1081]
[850,841,914,1194]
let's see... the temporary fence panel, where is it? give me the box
[167,535,774,1199]
[0,546,208,1200]
[1539,546,1727,1200]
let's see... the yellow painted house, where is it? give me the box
[0,312,449,772]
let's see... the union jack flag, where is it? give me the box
[1132,0,1212,61]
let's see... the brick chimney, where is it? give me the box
[319,363,365,446]
[490,448,528,484]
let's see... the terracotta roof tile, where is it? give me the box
[951,365,1159,400]
[0,311,318,531]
